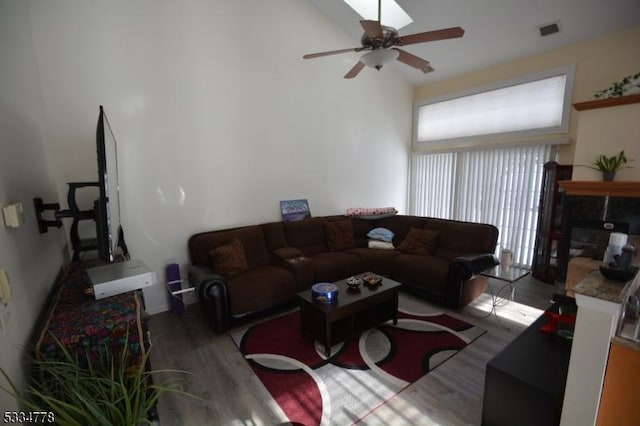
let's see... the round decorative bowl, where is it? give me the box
[363,274,382,289]
[599,266,639,282]
[346,276,362,291]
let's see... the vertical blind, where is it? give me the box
[409,144,552,267]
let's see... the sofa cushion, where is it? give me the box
[189,225,271,268]
[368,240,394,249]
[397,228,439,256]
[209,238,248,279]
[309,252,362,283]
[283,218,328,255]
[424,218,498,259]
[272,247,305,260]
[225,266,296,316]
[375,215,427,246]
[367,227,394,242]
[392,254,450,291]
[346,247,399,276]
[324,219,355,251]
[261,222,288,251]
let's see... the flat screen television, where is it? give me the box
[95,105,127,262]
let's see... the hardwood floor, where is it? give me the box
[149,276,555,425]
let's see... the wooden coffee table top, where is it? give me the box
[297,273,401,311]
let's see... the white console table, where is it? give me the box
[560,271,640,426]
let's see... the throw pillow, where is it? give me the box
[324,220,355,251]
[397,228,439,256]
[209,238,248,279]
[368,239,394,250]
[367,227,395,242]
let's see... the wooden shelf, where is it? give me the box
[573,93,640,111]
[558,180,640,197]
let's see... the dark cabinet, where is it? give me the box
[532,162,573,283]
[481,304,573,426]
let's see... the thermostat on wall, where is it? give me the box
[87,259,153,299]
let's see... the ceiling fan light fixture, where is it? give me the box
[361,49,399,70]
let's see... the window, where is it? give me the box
[414,65,575,150]
[409,144,553,267]
[344,0,413,30]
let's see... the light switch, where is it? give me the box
[2,203,23,228]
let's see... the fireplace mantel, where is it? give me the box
[558,180,640,197]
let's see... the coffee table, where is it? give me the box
[297,273,401,357]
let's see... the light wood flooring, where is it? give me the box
[149,275,556,425]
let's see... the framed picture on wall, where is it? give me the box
[280,199,311,222]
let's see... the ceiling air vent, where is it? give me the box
[538,21,561,37]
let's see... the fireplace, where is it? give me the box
[558,193,640,282]
[561,220,630,278]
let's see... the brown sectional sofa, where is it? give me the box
[188,215,499,333]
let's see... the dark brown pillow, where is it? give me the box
[324,220,355,251]
[209,238,248,279]
[397,228,439,256]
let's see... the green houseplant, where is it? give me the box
[0,336,196,426]
[587,151,633,181]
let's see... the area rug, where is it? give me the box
[230,308,485,426]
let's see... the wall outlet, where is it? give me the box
[2,203,23,228]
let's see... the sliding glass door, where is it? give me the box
[409,144,552,267]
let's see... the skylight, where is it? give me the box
[344,0,413,30]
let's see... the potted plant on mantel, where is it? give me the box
[586,151,634,182]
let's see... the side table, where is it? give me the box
[479,266,531,322]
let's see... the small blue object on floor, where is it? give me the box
[166,263,185,315]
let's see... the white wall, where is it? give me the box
[572,102,640,181]
[0,1,67,411]
[26,0,413,314]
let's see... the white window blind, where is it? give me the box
[409,144,552,267]
[414,65,574,149]
[410,152,455,218]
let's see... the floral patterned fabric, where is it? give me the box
[346,207,398,217]
[35,261,146,368]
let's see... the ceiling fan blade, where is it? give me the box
[303,47,363,59]
[393,48,432,73]
[360,20,384,39]
[396,26,465,46]
[344,62,365,79]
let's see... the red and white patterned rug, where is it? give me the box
[231,308,485,426]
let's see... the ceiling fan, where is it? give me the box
[303,0,464,79]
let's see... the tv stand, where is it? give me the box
[34,260,155,419]
[34,181,100,260]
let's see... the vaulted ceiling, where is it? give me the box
[305,0,640,86]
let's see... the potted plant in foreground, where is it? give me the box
[587,151,633,182]
[0,337,197,426]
